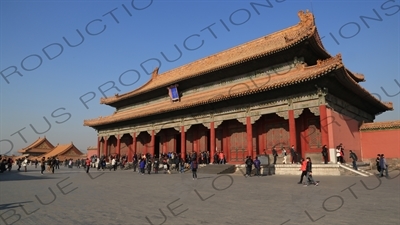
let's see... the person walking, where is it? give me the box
[282,147,287,164]
[305,157,318,186]
[40,157,46,175]
[298,158,307,184]
[191,159,198,180]
[349,150,358,170]
[22,157,28,172]
[376,154,381,173]
[379,154,389,178]
[86,158,91,173]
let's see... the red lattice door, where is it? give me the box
[229,127,247,163]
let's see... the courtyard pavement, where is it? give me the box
[0,166,399,225]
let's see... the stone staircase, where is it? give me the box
[232,162,374,176]
[339,162,373,176]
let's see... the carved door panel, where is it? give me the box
[266,122,289,150]
[306,119,321,150]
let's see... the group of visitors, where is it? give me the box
[131,151,200,179]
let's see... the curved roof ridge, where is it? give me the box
[101,10,320,105]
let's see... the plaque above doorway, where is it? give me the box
[167,84,180,102]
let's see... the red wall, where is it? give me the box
[87,149,97,159]
[328,109,362,159]
[361,129,400,159]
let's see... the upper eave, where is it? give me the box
[100,10,329,106]
[84,54,392,127]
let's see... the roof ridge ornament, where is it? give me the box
[152,67,159,79]
[297,10,314,26]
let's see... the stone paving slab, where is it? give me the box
[0,166,399,225]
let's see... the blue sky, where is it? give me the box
[1,0,399,155]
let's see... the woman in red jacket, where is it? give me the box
[298,158,307,184]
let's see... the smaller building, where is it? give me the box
[39,142,84,161]
[17,136,54,159]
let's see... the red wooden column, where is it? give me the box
[116,134,121,156]
[288,110,297,148]
[128,134,133,162]
[319,105,329,160]
[149,130,155,156]
[181,126,186,160]
[210,122,216,161]
[246,117,253,158]
[132,132,137,155]
[97,137,101,157]
[103,136,108,156]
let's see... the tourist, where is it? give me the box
[47,158,52,172]
[146,157,152,174]
[253,156,261,177]
[153,157,160,174]
[321,145,328,164]
[0,159,7,173]
[51,157,57,173]
[245,156,253,177]
[22,157,28,172]
[40,157,46,175]
[56,157,60,169]
[132,154,138,172]
[86,158,91,173]
[376,154,381,173]
[213,152,218,164]
[179,157,185,173]
[7,158,13,172]
[349,150,358,170]
[139,157,146,175]
[110,157,116,171]
[290,145,297,164]
[298,158,307,184]
[17,159,21,171]
[174,156,180,172]
[339,143,345,163]
[191,159,198,180]
[379,154,389,178]
[34,159,38,168]
[305,157,318,186]
[272,147,278,164]
[335,146,341,164]
[282,147,287,164]
[219,151,224,164]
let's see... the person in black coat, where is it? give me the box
[321,145,328,164]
